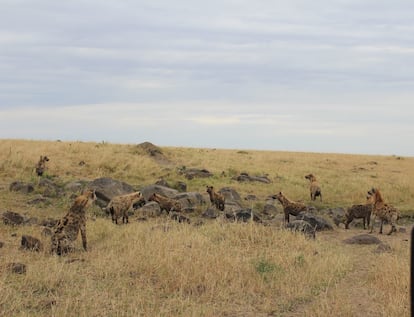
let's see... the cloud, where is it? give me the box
[0,1,413,155]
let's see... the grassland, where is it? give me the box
[0,139,412,316]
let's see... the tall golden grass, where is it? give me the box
[0,139,412,316]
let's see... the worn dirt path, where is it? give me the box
[285,227,411,317]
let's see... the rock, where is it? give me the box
[136,201,162,217]
[170,212,191,224]
[343,234,382,245]
[0,241,4,248]
[175,181,187,192]
[65,180,87,193]
[263,203,278,215]
[41,227,53,236]
[244,194,257,201]
[219,187,242,202]
[295,213,334,231]
[136,141,164,156]
[2,211,25,225]
[177,167,213,180]
[39,218,58,228]
[9,181,34,194]
[286,220,316,239]
[226,209,262,223]
[139,184,179,200]
[8,262,26,274]
[27,195,50,206]
[232,173,271,184]
[173,192,206,210]
[20,235,43,251]
[321,207,346,227]
[38,178,62,197]
[374,243,392,253]
[88,177,135,206]
[201,207,219,219]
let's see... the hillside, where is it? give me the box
[0,139,412,316]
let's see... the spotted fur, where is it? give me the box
[106,191,143,224]
[51,189,96,255]
[345,195,374,229]
[35,155,49,176]
[305,174,322,201]
[367,188,399,235]
[148,193,182,213]
[272,191,307,224]
[206,186,225,211]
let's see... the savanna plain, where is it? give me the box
[0,139,412,317]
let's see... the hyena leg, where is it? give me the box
[80,224,87,251]
[369,214,376,233]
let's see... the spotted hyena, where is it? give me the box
[367,188,399,235]
[105,191,143,224]
[305,174,322,201]
[206,186,225,211]
[272,191,307,224]
[51,189,96,255]
[148,193,182,213]
[35,155,49,176]
[344,194,374,229]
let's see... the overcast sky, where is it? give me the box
[1,1,413,156]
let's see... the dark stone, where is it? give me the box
[286,220,316,239]
[20,235,43,251]
[135,201,162,217]
[201,207,219,219]
[88,177,135,207]
[41,227,53,236]
[177,167,213,179]
[139,184,178,200]
[263,203,278,215]
[343,234,382,245]
[170,212,191,224]
[295,213,334,231]
[232,173,271,184]
[374,243,392,253]
[9,181,34,194]
[2,211,25,225]
[8,262,26,274]
[39,218,59,228]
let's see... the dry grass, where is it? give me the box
[0,139,412,316]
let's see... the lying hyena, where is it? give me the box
[51,189,96,255]
[206,186,225,211]
[305,174,322,201]
[105,191,143,224]
[35,155,49,176]
[367,188,400,235]
[148,193,182,213]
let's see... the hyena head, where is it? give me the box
[206,186,214,194]
[305,174,316,182]
[41,156,50,163]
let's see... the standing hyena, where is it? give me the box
[344,194,374,229]
[305,174,322,201]
[206,186,225,211]
[35,155,49,176]
[51,189,96,255]
[368,188,399,235]
[272,191,307,224]
[105,191,143,224]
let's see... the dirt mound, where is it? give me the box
[135,142,174,166]
[136,142,163,156]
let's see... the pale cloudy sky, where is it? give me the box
[1,1,413,156]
